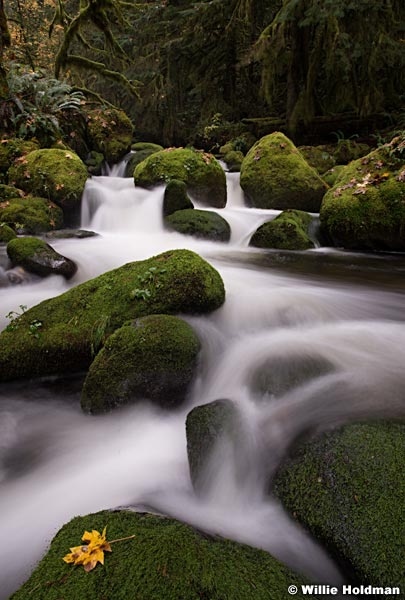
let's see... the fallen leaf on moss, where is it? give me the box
[63,527,112,572]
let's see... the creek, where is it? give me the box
[1,163,405,598]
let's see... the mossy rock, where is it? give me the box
[0,223,16,243]
[81,315,201,413]
[7,236,77,279]
[0,249,225,382]
[0,139,39,175]
[0,196,64,234]
[275,422,405,593]
[131,142,164,152]
[320,146,405,251]
[165,209,231,242]
[124,148,161,178]
[134,147,226,208]
[223,150,244,172]
[11,510,316,600]
[86,108,133,164]
[249,210,315,250]
[84,151,105,176]
[219,132,257,156]
[240,133,328,211]
[0,184,25,200]
[322,165,346,187]
[163,179,194,217]
[186,399,241,493]
[298,146,336,174]
[8,149,88,212]
[333,140,371,165]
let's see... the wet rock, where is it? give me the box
[249,210,315,251]
[162,179,194,217]
[45,229,98,240]
[7,237,77,279]
[165,209,231,242]
[81,315,201,414]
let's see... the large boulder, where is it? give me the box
[240,133,328,211]
[81,315,200,413]
[86,108,133,164]
[162,179,194,217]
[320,140,405,251]
[0,196,64,234]
[165,209,231,242]
[11,510,314,600]
[134,147,226,207]
[249,210,315,250]
[0,249,225,382]
[275,422,405,592]
[7,237,77,279]
[8,149,88,212]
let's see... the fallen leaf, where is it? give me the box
[63,527,112,572]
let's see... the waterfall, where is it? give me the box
[1,163,405,598]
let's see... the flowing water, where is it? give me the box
[1,167,405,597]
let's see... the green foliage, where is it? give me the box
[5,304,42,338]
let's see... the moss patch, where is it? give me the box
[124,148,161,178]
[11,510,316,600]
[0,196,63,234]
[86,108,133,164]
[298,146,336,174]
[250,210,315,250]
[0,223,16,242]
[132,142,163,152]
[223,150,244,172]
[0,138,39,175]
[240,133,327,211]
[0,184,25,200]
[165,209,231,242]
[134,147,226,208]
[275,422,405,593]
[320,145,405,251]
[8,149,88,211]
[163,179,194,217]
[81,315,201,413]
[0,249,225,382]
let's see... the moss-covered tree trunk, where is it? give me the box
[0,0,10,101]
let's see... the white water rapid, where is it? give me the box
[1,167,405,598]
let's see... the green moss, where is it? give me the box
[0,184,25,200]
[124,148,161,178]
[7,236,77,278]
[0,249,225,382]
[11,510,316,600]
[163,179,194,216]
[298,146,336,174]
[165,209,231,242]
[240,133,328,211]
[320,146,405,251]
[333,141,371,165]
[132,142,164,152]
[81,315,200,413]
[275,422,405,592]
[8,149,88,211]
[223,150,244,172]
[0,139,39,175]
[322,165,346,187]
[186,399,240,492]
[0,196,64,234]
[250,210,315,250]
[134,147,226,208]
[84,151,105,176]
[86,108,133,164]
[0,223,16,242]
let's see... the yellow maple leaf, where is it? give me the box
[63,527,112,572]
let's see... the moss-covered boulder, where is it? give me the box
[240,133,328,211]
[223,150,244,172]
[84,151,105,176]
[250,210,315,250]
[8,149,88,212]
[163,179,194,217]
[0,196,64,234]
[0,249,225,382]
[81,315,200,413]
[7,237,77,279]
[298,146,336,174]
[0,184,25,200]
[165,209,231,242]
[322,165,346,187]
[186,399,241,493]
[0,139,39,175]
[11,510,316,600]
[124,148,162,178]
[86,108,133,164]
[132,141,164,152]
[219,132,257,156]
[320,143,405,251]
[275,422,405,592]
[0,223,16,243]
[134,147,226,208]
